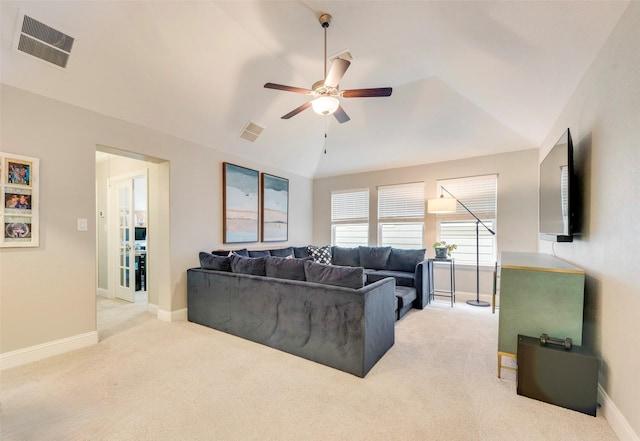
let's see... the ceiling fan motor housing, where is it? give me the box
[319,13,332,28]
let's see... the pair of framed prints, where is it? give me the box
[222,162,288,244]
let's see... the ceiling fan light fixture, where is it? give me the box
[311,96,339,115]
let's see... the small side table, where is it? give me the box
[428,258,456,307]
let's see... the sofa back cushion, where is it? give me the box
[248,250,271,257]
[387,248,426,273]
[230,255,267,276]
[265,256,307,281]
[304,260,364,289]
[358,246,392,270]
[199,252,232,272]
[332,246,361,267]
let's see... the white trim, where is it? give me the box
[1,331,98,370]
[157,307,187,322]
[147,303,159,315]
[96,287,109,298]
[598,384,639,441]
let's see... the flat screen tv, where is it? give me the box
[539,128,577,242]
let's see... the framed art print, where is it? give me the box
[261,173,288,242]
[222,162,259,243]
[1,153,39,247]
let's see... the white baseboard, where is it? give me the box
[157,307,187,322]
[96,287,109,298]
[598,384,639,441]
[147,303,159,315]
[1,331,98,370]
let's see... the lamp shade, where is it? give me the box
[427,196,457,214]
[311,96,340,115]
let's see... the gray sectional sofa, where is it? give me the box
[187,245,430,377]
[213,245,431,319]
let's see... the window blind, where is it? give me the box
[331,189,369,224]
[378,182,425,221]
[436,175,497,221]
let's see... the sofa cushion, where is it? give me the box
[308,245,332,265]
[199,252,232,272]
[366,270,416,288]
[395,286,417,308]
[265,256,306,281]
[304,261,364,290]
[387,248,426,273]
[210,250,231,257]
[230,255,267,276]
[331,246,361,267]
[358,246,392,270]
[293,246,310,259]
[269,247,295,258]
[248,250,271,257]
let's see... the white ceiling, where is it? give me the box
[0,1,629,178]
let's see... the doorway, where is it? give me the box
[95,150,162,338]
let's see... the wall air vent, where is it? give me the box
[240,121,265,143]
[13,13,74,69]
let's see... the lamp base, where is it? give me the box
[466,299,490,307]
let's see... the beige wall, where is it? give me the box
[0,84,313,355]
[312,148,539,297]
[538,3,639,438]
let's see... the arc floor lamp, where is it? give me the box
[428,186,495,307]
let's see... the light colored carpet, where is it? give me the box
[1,297,618,441]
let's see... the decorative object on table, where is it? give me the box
[428,186,496,307]
[222,162,259,244]
[432,240,456,259]
[261,173,288,242]
[1,152,39,247]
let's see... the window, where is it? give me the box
[377,182,424,248]
[331,189,369,247]
[435,175,497,265]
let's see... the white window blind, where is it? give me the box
[378,182,424,248]
[436,175,497,265]
[378,182,425,221]
[331,189,369,247]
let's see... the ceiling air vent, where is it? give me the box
[13,13,74,68]
[240,122,265,143]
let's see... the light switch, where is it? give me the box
[77,218,88,231]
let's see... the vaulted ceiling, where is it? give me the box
[0,1,629,178]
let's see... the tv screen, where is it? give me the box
[539,128,576,242]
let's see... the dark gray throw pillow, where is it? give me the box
[387,248,426,273]
[358,246,392,270]
[230,255,267,276]
[265,256,306,281]
[332,246,361,267]
[304,260,364,290]
[230,248,249,257]
[269,247,295,258]
[199,252,232,271]
[293,246,310,258]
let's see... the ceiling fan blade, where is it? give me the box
[264,83,312,94]
[324,58,351,88]
[342,87,393,98]
[282,101,312,119]
[333,106,350,124]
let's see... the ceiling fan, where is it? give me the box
[264,13,392,124]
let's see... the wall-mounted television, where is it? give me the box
[539,128,578,242]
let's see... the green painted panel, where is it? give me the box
[498,266,584,354]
